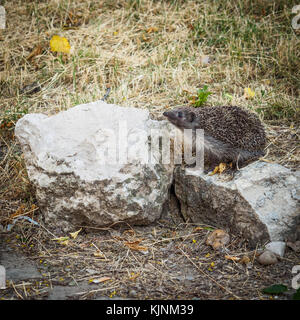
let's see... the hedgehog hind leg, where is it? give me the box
[234,149,265,169]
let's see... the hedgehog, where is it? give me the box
[163,105,266,171]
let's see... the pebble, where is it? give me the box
[129,289,137,298]
[257,250,278,265]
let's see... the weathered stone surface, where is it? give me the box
[15,101,174,231]
[174,161,300,246]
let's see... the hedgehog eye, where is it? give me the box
[178,111,183,118]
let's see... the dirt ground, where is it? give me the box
[0,217,299,300]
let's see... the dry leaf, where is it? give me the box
[239,255,250,264]
[125,240,142,246]
[209,163,227,175]
[26,44,43,61]
[225,255,240,262]
[218,163,227,173]
[70,228,82,239]
[146,27,158,33]
[209,165,220,176]
[50,35,71,54]
[244,87,255,99]
[123,229,135,237]
[142,34,150,42]
[188,96,197,104]
[225,255,250,264]
[93,250,105,258]
[129,272,140,281]
[193,227,203,232]
[52,236,70,244]
[124,240,148,251]
[9,204,25,220]
[206,229,230,250]
[90,277,111,284]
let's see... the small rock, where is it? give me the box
[257,250,278,265]
[265,241,286,257]
[129,289,137,298]
[140,249,149,255]
[85,268,98,275]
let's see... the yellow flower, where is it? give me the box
[50,35,71,54]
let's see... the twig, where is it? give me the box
[22,281,28,298]
[74,285,117,296]
[11,281,24,300]
[149,232,206,246]
[38,223,58,238]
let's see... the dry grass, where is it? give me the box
[0,0,299,300]
[1,0,299,117]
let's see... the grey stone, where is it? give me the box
[174,162,300,247]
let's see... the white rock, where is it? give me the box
[174,162,300,247]
[15,101,174,231]
[265,241,286,257]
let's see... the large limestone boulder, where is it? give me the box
[174,162,300,246]
[15,101,174,232]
